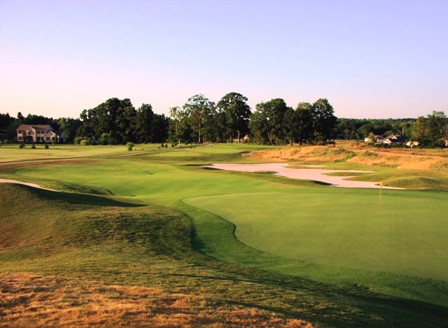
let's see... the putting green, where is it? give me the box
[185,189,448,281]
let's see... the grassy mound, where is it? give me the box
[386,176,448,190]
[0,184,187,263]
[2,184,314,327]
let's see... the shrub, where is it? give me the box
[45,144,49,149]
[19,143,25,149]
[127,142,134,151]
[31,143,36,149]
[80,139,91,146]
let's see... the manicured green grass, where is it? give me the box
[0,143,161,162]
[151,150,201,157]
[184,189,448,307]
[2,184,448,327]
[3,151,448,305]
[185,189,448,280]
[1,144,448,326]
[141,143,275,163]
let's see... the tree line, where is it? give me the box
[76,98,168,144]
[0,112,82,143]
[168,93,337,145]
[1,93,447,147]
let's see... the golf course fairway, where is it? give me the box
[1,143,448,326]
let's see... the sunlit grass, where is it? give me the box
[0,272,313,328]
[0,144,162,162]
[2,144,448,326]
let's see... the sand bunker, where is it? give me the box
[206,163,394,189]
[0,179,56,191]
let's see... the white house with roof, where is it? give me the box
[16,124,58,143]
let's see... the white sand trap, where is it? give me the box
[0,179,56,191]
[206,163,397,189]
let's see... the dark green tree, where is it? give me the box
[168,107,181,144]
[210,108,227,143]
[135,103,155,143]
[151,114,169,143]
[23,114,53,125]
[111,98,136,143]
[311,98,337,142]
[78,109,95,139]
[217,92,251,142]
[284,102,313,144]
[77,98,137,144]
[17,112,25,122]
[411,111,447,147]
[0,113,12,130]
[183,94,215,144]
[169,106,195,144]
[249,98,290,144]
[0,113,14,141]
[58,117,82,143]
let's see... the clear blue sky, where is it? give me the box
[1,0,447,119]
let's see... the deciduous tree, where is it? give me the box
[217,92,251,142]
[78,98,137,144]
[183,94,215,144]
[284,102,313,144]
[135,103,155,143]
[311,98,337,142]
[249,98,290,144]
[411,111,448,147]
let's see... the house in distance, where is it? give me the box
[16,124,59,143]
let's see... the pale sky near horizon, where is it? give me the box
[0,0,447,119]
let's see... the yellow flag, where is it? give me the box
[380,181,384,188]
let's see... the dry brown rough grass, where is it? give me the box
[249,145,448,171]
[0,272,315,328]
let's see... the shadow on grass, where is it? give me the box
[3,184,143,208]
[168,272,448,327]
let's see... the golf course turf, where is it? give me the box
[1,143,447,326]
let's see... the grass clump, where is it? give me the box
[385,176,448,190]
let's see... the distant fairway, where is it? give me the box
[185,189,448,281]
[0,144,161,162]
[151,150,201,157]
